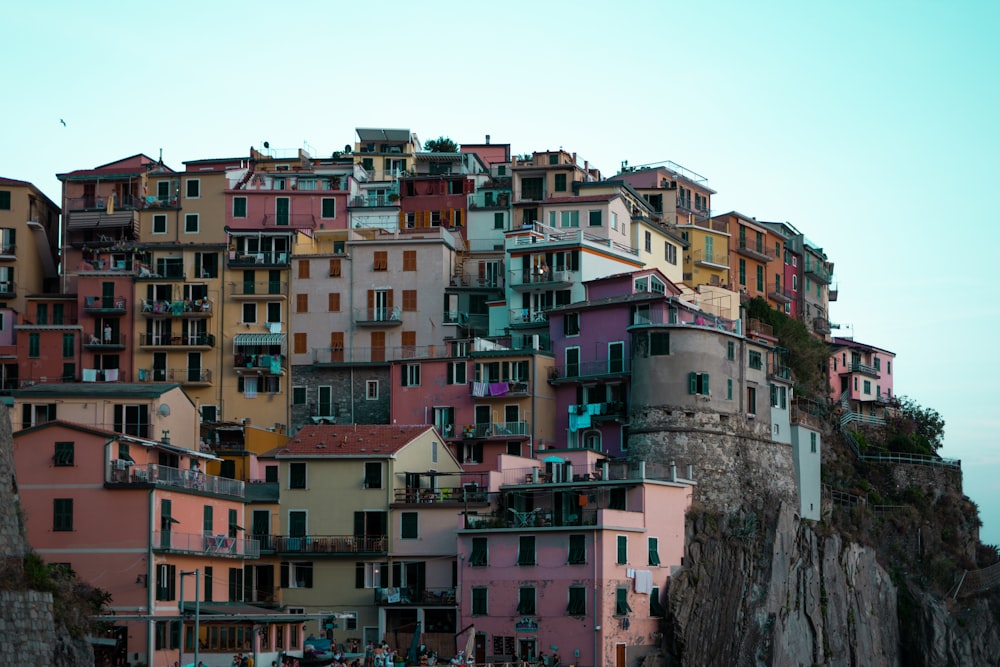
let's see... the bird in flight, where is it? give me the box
[60,119,66,127]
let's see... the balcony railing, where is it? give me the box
[813,318,831,335]
[509,268,574,289]
[83,296,127,313]
[168,367,213,384]
[66,194,145,211]
[354,307,403,325]
[152,530,260,559]
[229,281,287,297]
[734,240,775,262]
[805,263,833,284]
[107,462,245,498]
[470,380,529,397]
[0,282,14,298]
[509,309,548,326]
[448,273,504,289]
[271,534,387,554]
[227,251,290,267]
[691,249,729,269]
[140,299,212,316]
[468,192,511,209]
[374,586,456,606]
[234,353,285,373]
[458,421,529,439]
[846,361,879,377]
[139,333,216,348]
[0,244,16,257]
[259,213,317,229]
[768,289,793,304]
[550,358,629,381]
[348,194,400,208]
[499,459,685,488]
[392,486,489,505]
[83,333,127,349]
[628,307,742,334]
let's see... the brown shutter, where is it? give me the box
[387,290,394,309]
[367,290,374,310]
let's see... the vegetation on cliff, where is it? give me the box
[744,297,830,398]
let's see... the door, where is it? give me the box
[276,197,290,226]
[370,332,386,363]
[565,348,580,378]
[252,509,271,551]
[474,633,487,666]
[102,281,115,309]
[616,642,626,667]
[187,352,202,383]
[474,405,491,437]
[518,639,536,662]
[609,341,624,374]
[152,352,167,382]
[504,405,520,435]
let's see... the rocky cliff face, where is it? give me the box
[0,407,94,667]
[662,501,1000,667]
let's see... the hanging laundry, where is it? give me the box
[472,382,488,397]
[488,382,509,396]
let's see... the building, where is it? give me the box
[14,295,79,388]
[829,337,895,420]
[0,176,62,311]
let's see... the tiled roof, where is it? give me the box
[277,424,432,458]
[12,382,181,398]
[542,194,617,205]
[0,177,32,187]
[57,154,163,180]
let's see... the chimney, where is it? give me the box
[485,134,490,144]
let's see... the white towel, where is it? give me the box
[104,368,119,382]
[634,569,653,594]
[82,369,98,382]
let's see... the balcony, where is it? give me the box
[508,309,548,328]
[374,587,456,606]
[829,283,838,302]
[468,192,511,209]
[227,251,290,268]
[140,299,212,317]
[83,332,126,350]
[448,273,504,290]
[106,462,245,498]
[0,243,15,259]
[348,194,400,208]
[571,401,627,422]
[686,217,727,233]
[0,282,14,299]
[813,318,831,335]
[134,265,185,282]
[229,281,287,299]
[83,296,127,314]
[768,289,793,304]
[458,421,530,440]
[258,213,317,230]
[66,195,144,212]
[470,380,529,397]
[844,361,879,377]
[805,262,833,284]
[392,486,489,505]
[627,307,742,334]
[312,343,447,364]
[509,268,574,291]
[234,352,285,374]
[152,531,260,559]
[549,358,630,383]
[691,249,729,270]
[734,240,775,263]
[354,307,403,326]
[271,534,387,555]
[168,367,213,385]
[139,333,216,350]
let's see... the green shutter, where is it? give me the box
[615,588,632,615]
[702,373,710,395]
[688,372,697,394]
[617,535,627,564]
[648,538,660,566]
[401,512,418,539]
[727,378,733,400]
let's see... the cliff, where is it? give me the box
[0,407,95,667]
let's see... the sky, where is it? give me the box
[3,1,998,544]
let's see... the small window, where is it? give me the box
[366,380,379,400]
[447,361,467,385]
[364,462,382,489]
[328,293,341,312]
[471,587,488,615]
[403,251,417,271]
[650,586,666,617]
[648,537,661,566]
[54,442,74,467]
[53,498,73,531]
[184,213,199,234]
[568,534,586,565]
[373,251,388,271]
[554,173,567,192]
[401,364,421,387]
[293,332,307,354]
[298,260,310,279]
[650,332,669,356]
[0,191,10,210]
[292,386,306,405]
[296,294,309,313]
[517,587,536,614]
[810,432,817,453]
[589,210,602,227]
[518,535,536,566]
[28,333,40,358]
[688,372,710,396]
[402,290,417,311]
[469,537,488,566]
[727,341,735,360]
[567,586,586,616]
[185,179,200,199]
[616,535,628,564]
[494,212,504,229]
[748,350,762,370]
[615,587,632,616]
[564,312,580,336]
[233,197,247,218]
[153,214,168,234]
[242,303,257,323]
[321,198,336,219]
[401,512,418,539]
[289,462,306,489]
[329,259,342,277]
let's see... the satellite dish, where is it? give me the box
[157,404,171,417]
[263,141,270,149]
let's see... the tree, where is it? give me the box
[889,395,946,454]
[424,136,458,153]
[744,297,831,399]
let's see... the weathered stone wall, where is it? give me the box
[0,404,26,559]
[629,405,798,514]
[0,589,56,664]
[289,365,391,432]
[887,463,962,502]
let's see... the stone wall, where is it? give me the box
[0,589,56,664]
[290,365,391,432]
[629,405,798,514]
[0,405,26,559]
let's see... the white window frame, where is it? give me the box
[152,214,167,235]
[185,178,201,199]
[403,363,421,387]
[366,380,379,400]
[448,361,467,385]
[184,213,200,234]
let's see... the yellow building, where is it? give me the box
[679,216,730,289]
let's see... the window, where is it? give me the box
[288,510,307,538]
[727,341,735,360]
[326,292,341,312]
[747,387,757,415]
[471,587,488,615]
[447,361,467,385]
[156,563,177,601]
[233,196,247,218]
[401,512,418,539]
[293,332,307,354]
[615,588,632,616]
[53,499,73,531]
[552,313,578,340]
[366,380,379,400]
[295,293,309,313]
[728,378,733,400]
[518,535,536,566]
[186,179,200,199]
[863,380,872,394]
[0,191,9,210]
[559,210,579,228]
[242,303,257,323]
[810,432,817,453]
[292,387,306,406]
[114,404,149,438]
[609,341,625,373]
[688,372,710,396]
[665,242,677,264]
[329,259,342,277]
[567,586,586,616]
[494,212,504,229]
[373,251,388,271]
[651,332,669,356]
[402,290,417,311]
[553,173,567,192]
[280,561,314,589]
[298,260,310,279]
[321,198,336,218]
[616,535,628,564]
[648,537,661,566]
[469,537,488,566]
[749,350,762,370]
[739,259,746,286]
[402,364,421,387]
[568,534,586,564]
[153,214,167,234]
[644,231,652,252]
[770,384,787,409]
[403,251,417,271]
[588,210,602,227]
[364,462,383,489]
[28,333,39,358]
[54,441,74,466]
[756,265,764,292]
[650,587,666,617]
[517,587,536,615]
[184,213,199,234]
[62,333,74,358]
[289,462,306,489]
[200,405,218,422]
[792,274,798,291]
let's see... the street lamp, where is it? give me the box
[179,570,201,667]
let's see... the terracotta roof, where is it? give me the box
[542,194,617,205]
[57,153,167,180]
[277,424,433,457]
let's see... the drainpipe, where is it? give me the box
[147,486,155,667]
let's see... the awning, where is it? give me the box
[66,211,136,229]
[233,333,286,352]
[543,455,565,463]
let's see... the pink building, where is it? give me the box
[829,337,895,418]
[456,451,694,667]
[16,295,80,386]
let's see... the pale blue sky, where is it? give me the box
[3,1,998,544]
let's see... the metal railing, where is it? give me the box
[152,530,260,558]
[469,380,529,396]
[508,309,548,325]
[690,249,729,268]
[392,487,489,504]
[468,192,511,209]
[139,333,216,348]
[374,586,456,606]
[66,194,144,211]
[227,251,290,267]
[168,368,213,383]
[83,296,127,311]
[259,213,317,229]
[509,268,574,287]
[846,361,879,376]
[550,358,629,380]
[229,281,287,296]
[140,299,212,315]
[83,333,127,347]
[735,240,775,261]
[107,462,245,498]
[271,534,387,554]
[348,194,400,208]
[457,421,529,439]
[354,307,403,323]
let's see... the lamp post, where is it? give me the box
[180,569,201,667]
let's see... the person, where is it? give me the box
[551,654,561,667]
[104,323,112,343]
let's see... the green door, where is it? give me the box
[276,198,289,226]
